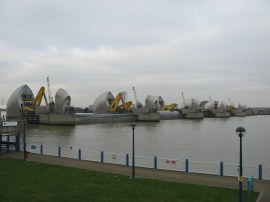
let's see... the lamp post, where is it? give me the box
[23,120,26,161]
[236,126,246,202]
[21,104,27,161]
[130,124,136,179]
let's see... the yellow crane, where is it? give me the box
[33,86,48,106]
[109,92,132,113]
[23,86,48,112]
[161,103,177,111]
[118,101,133,111]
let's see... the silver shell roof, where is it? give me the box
[6,85,34,118]
[145,95,164,110]
[55,88,71,113]
[186,98,200,109]
[93,92,114,114]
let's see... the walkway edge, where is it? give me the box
[256,192,264,202]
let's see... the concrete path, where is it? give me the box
[1,152,269,201]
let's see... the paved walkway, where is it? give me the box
[1,152,269,201]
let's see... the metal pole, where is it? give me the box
[23,121,26,161]
[0,134,2,153]
[7,135,10,152]
[40,144,43,155]
[236,126,246,202]
[126,154,129,167]
[239,135,243,202]
[16,134,19,152]
[185,159,189,174]
[220,162,223,177]
[259,164,262,180]
[132,126,135,178]
[131,124,136,179]
[78,149,81,160]
[154,156,157,170]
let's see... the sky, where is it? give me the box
[0,0,270,108]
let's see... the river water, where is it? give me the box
[25,115,270,168]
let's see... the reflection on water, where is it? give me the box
[26,125,76,147]
[26,116,270,166]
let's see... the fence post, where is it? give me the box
[58,146,61,157]
[126,154,129,167]
[7,135,10,152]
[40,144,43,155]
[154,156,157,170]
[15,134,19,152]
[78,149,81,160]
[0,134,2,153]
[101,151,104,163]
[220,162,223,177]
[247,176,254,198]
[258,164,262,180]
[185,159,189,174]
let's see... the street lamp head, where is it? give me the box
[130,123,136,128]
[236,127,246,137]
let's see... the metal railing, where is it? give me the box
[25,143,270,180]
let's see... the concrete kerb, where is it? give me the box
[1,152,269,201]
[256,192,264,202]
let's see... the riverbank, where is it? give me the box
[1,152,269,201]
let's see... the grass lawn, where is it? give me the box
[0,158,258,202]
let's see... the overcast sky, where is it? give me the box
[1,0,269,108]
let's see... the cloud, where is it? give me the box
[0,0,270,107]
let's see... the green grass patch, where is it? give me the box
[0,158,258,202]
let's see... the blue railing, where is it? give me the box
[25,143,269,180]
